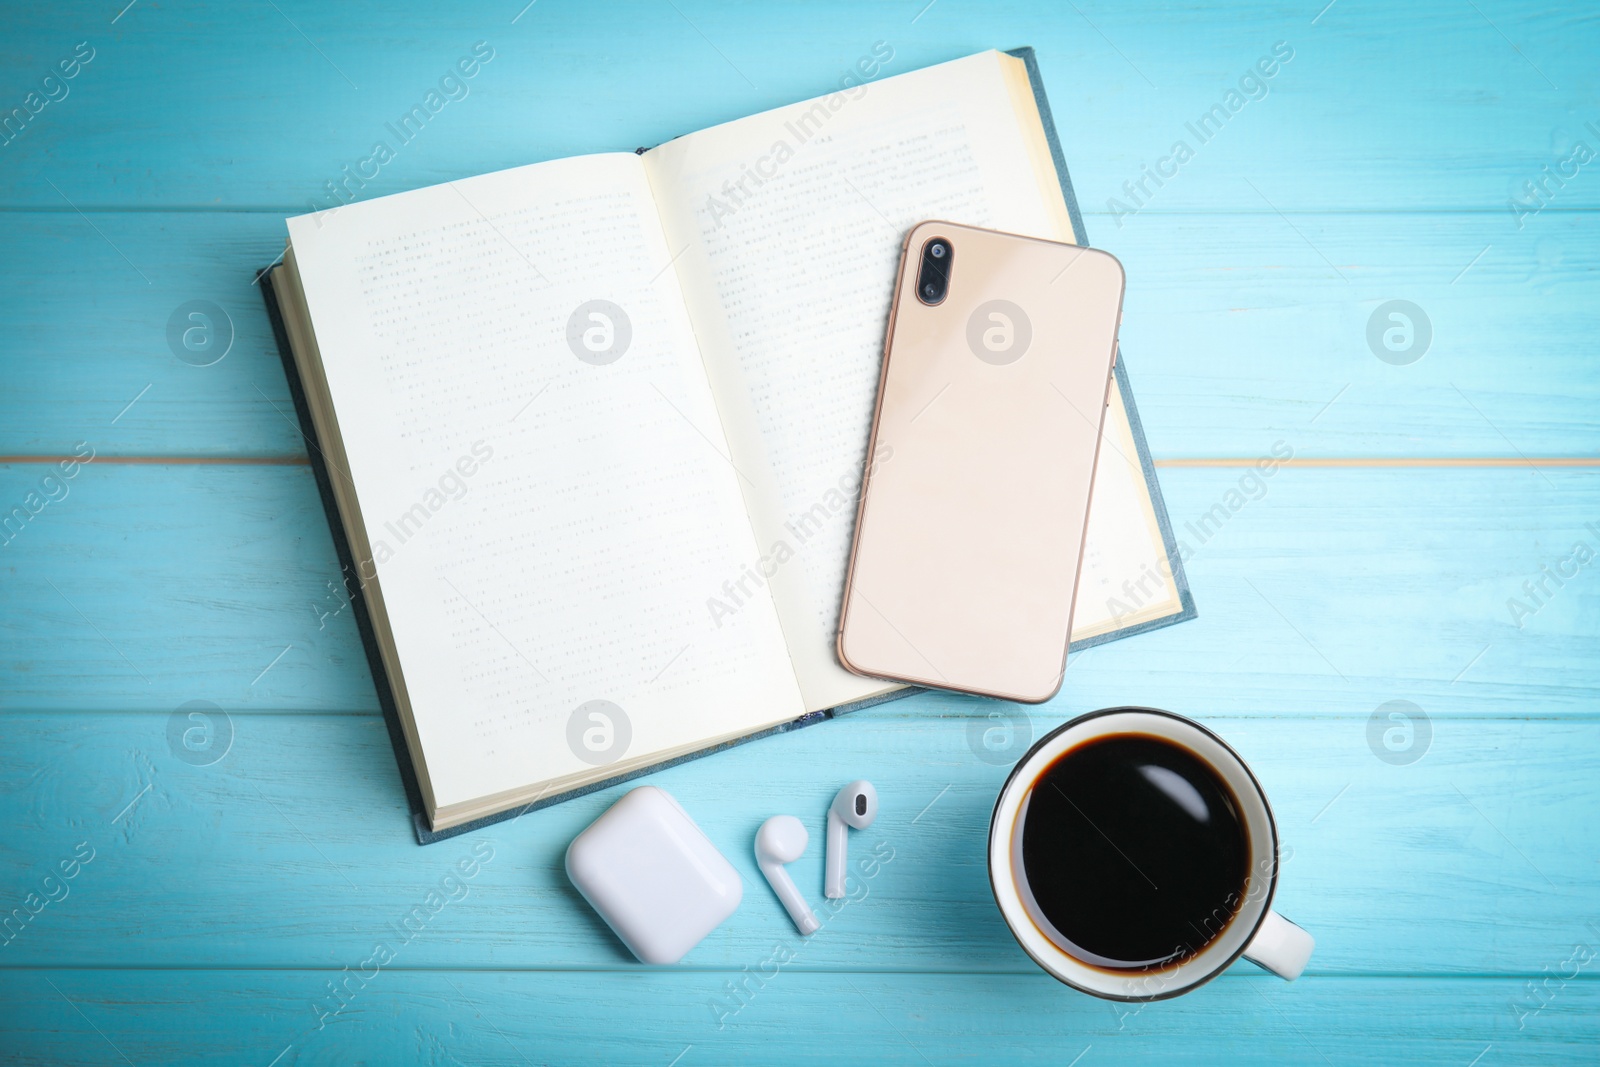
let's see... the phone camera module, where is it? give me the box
[916,237,953,305]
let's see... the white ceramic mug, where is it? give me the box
[988,707,1314,1000]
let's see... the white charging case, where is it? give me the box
[565,785,743,964]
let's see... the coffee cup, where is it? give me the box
[988,707,1313,1000]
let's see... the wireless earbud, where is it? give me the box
[825,780,878,899]
[756,815,819,935]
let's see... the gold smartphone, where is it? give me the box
[837,221,1125,703]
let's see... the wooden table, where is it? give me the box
[3,2,1596,1062]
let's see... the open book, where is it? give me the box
[265,47,1194,842]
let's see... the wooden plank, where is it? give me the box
[2,1,1595,212]
[0,709,1594,975]
[0,211,1595,457]
[0,212,302,458]
[0,970,1591,1066]
[3,463,1595,712]
[0,462,374,712]
[1108,211,1600,461]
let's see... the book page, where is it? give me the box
[1065,378,1185,640]
[286,154,803,816]
[646,50,1178,710]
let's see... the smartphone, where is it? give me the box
[837,221,1125,703]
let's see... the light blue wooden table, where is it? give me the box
[3,1,1597,1063]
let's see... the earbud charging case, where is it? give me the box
[565,785,743,964]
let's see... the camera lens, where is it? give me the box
[915,236,953,306]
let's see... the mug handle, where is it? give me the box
[1242,911,1314,980]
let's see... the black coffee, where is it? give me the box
[1019,732,1248,970]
